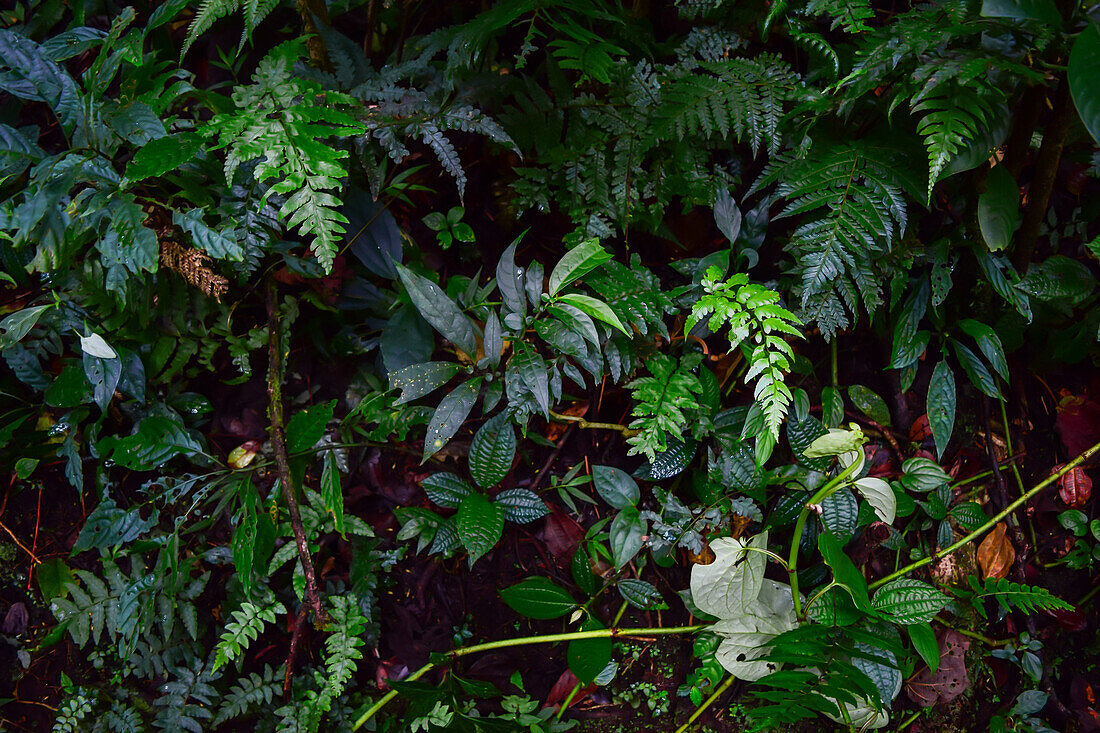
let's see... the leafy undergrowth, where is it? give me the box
[3,1,1100,732]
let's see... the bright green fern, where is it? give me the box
[213,600,286,671]
[963,576,1072,619]
[687,266,802,440]
[205,41,363,272]
[626,352,703,461]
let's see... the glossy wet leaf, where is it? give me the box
[872,579,949,624]
[456,492,504,566]
[494,488,548,523]
[422,378,482,462]
[592,465,639,509]
[500,577,576,619]
[469,413,516,488]
[927,361,955,459]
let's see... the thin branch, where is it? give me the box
[548,409,640,437]
[870,437,1100,590]
[266,278,326,623]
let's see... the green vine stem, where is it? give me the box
[548,409,640,437]
[869,437,1100,591]
[351,624,708,729]
[789,457,863,618]
[673,674,735,733]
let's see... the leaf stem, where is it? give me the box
[789,458,862,618]
[351,624,707,729]
[548,409,640,437]
[869,438,1100,591]
[673,674,734,733]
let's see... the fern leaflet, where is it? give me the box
[687,267,802,439]
[213,600,286,671]
[626,352,703,460]
[964,576,1072,619]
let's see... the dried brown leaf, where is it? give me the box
[977,522,1015,579]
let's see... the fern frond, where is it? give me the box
[964,576,1072,619]
[182,0,240,57]
[214,664,280,725]
[656,56,799,153]
[688,267,802,438]
[53,688,95,732]
[584,255,675,337]
[752,142,909,338]
[626,352,704,460]
[153,661,220,732]
[805,0,873,33]
[319,596,368,704]
[212,600,286,671]
[913,81,999,202]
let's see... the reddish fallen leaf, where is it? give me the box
[977,523,1015,579]
[227,440,261,469]
[1057,465,1093,507]
[546,668,595,710]
[1056,394,1100,458]
[906,629,971,707]
[545,401,588,442]
[910,414,932,442]
[540,509,584,557]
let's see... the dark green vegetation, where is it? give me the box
[2,0,1100,730]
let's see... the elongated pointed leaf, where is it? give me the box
[469,413,516,488]
[321,450,344,536]
[592,465,639,509]
[500,577,576,619]
[494,488,548,523]
[819,530,871,611]
[872,579,949,624]
[978,164,1019,252]
[391,362,463,405]
[423,378,482,462]
[555,292,629,334]
[396,263,480,358]
[1071,24,1100,147]
[456,492,504,566]
[548,239,612,295]
[957,319,1009,382]
[927,361,956,458]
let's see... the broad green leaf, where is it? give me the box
[907,622,940,673]
[977,164,1019,252]
[36,557,75,601]
[927,361,956,458]
[421,472,474,508]
[568,618,613,684]
[390,362,462,405]
[899,457,950,492]
[73,496,159,552]
[618,579,668,609]
[456,492,504,566]
[634,438,698,481]
[592,465,639,509]
[321,450,344,536]
[821,386,844,427]
[950,501,987,530]
[852,640,902,707]
[981,0,1061,26]
[572,545,599,596]
[98,415,201,470]
[469,413,516,488]
[854,477,897,525]
[689,532,768,619]
[803,425,866,458]
[818,530,871,611]
[848,385,892,427]
[496,237,527,322]
[482,312,503,368]
[83,351,121,412]
[0,305,51,350]
[547,238,613,295]
[125,132,203,182]
[807,585,863,626]
[173,208,242,260]
[395,263,480,359]
[500,577,576,619]
[956,319,1009,382]
[871,578,949,624]
[1071,23,1100,145]
[821,489,859,545]
[494,488,548,523]
[610,507,645,568]
[555,293,629,334]
[423,378,482,461]
[45,365,90,408]
[286,399,336,454]
[1019,255,1096,303]
[232,478,259,596]
[714,188,742,243]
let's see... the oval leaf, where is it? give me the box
[500,577,576,619]
[978,163,1019,252]
[927,361,956,459]
[617,579,668,610]
[871,578,949,624]
[469,413,516,488]
[494,488,549,523]
[456,492,504,566]
[592,465,639,509]
[423,378,482,462]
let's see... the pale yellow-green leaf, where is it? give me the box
[854,477,896,524]
[803,425,866,458]
[689,532,769,620]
